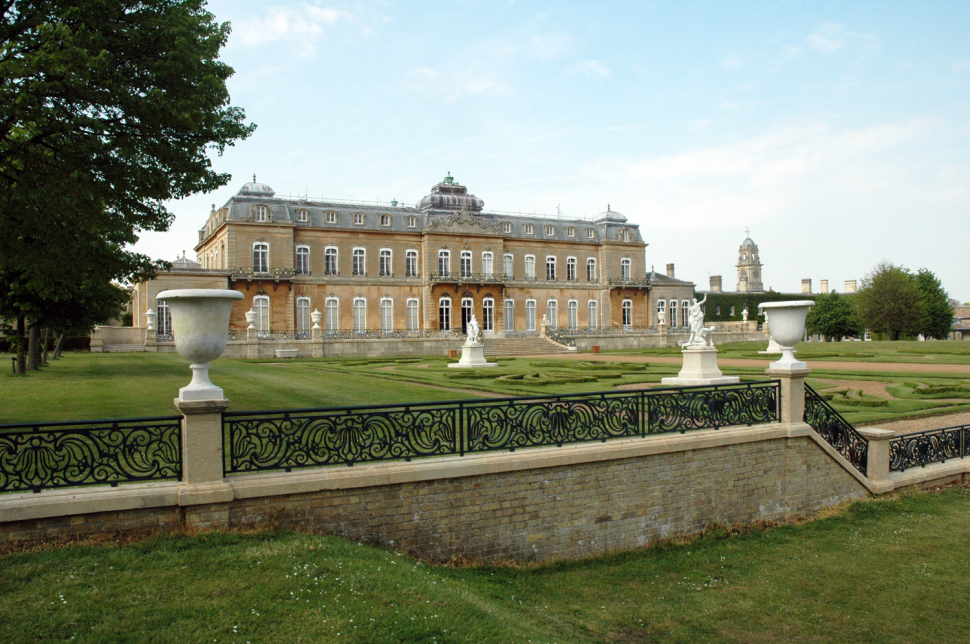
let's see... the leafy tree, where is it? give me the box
[855,262,922,341]
[914,269,954,340]
[0,0,254,370]
[805,291,860,340]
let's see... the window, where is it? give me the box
[566,226,575,238]
[461,298,473,334]
[325,247,338,275]
[546,300,557,329]
[546,256,556,281]
[353,248,365,276]
[502,222,512,234]
[621,258,631,280]
[407,298,419,331]
[544,225,555,237]
[380,214,391,227]
[568,300,578,329]
[353,212,364,225]
[483,298,494,332]
[439,297,452,331]
[438,250,450,274]
[297,297,311,333]
[504,300,515,332]
[253,243,268,273]
[586,228,595,239]
[460,250,472,277]
[657,299,666,325]
[254,296,270,332]
[730,305,735,316]
[380,299,393,332]
[525,255,535,280]
[482,251,493,277]
[325,298,339,331]
[353,298,367,332]
[620,229,630,242]
[255,205,268,222]
[156,300,172,335]
[503,254,513,278]
[524,224,534,235]
[682,300,689,327]
[296,246,310,275]
[669,301,677,326]
[406,250,418,277]
[622,299,633,329]
[296,210,308,223]
[380,249,392,276]
[526,300,537,332]
[406,216,417,228]
[587,258,597,282]
[588,300,598,328]
[566,257,577,281]
[325,211,337,224]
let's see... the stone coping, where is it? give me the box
[0,421,878,524]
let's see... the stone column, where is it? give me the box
[174,397,233,529]
[311,309,324,358]
[764,366,811,425]
[857,427,896,492]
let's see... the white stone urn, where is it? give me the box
[145,308,156,331]
[245,308,256,330]
[311,309,322,330]
[758,301,814,370]
[156,289,244,401]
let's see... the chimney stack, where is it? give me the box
[820,279,829,294]
[710,275,722,293]
[801,278,813,294]
[844,280,857,293]
[666,263,675,278]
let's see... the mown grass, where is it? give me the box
[2,486,969,643]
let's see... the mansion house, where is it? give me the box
[132,174,695,339]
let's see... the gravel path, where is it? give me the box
[860,412,970,435]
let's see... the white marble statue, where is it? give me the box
[465,314,481,346]
[681,295,714,348]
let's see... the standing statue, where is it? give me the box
[465,314,481,346]
[681,295,714,348]
[742,304,749,323]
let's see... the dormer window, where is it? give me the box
[406,216,417,228]
[524,224,534,235]
[296,209,308,223]
[566,226,575,238]
[503,222,512,234]
[255,205,268,222]
[353,212,364,225]
[620,229,630,242]
[380,214,391,227]
[325,211,337,224]
[544,225,555,237]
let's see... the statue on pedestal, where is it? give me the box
[742,305,749,323]
[465,314,481,346]
[681,295,714,348]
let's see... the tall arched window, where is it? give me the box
[482,252,493,277]
[504,299,515,332]
[353,248,365,276]
[622,299,633,329]
[682,300,690,327]
[439,296,452,331]
[460,251,472,277]
[380,298,393,332]
[669,300,677,326]
[587,258,597,282]
[296,297,311,333]
[588,300,598,328]
[567,300,578,329]
[253,296,270,333]
[524,255,535,280]
[526,299,537,331]
[438,250,450,275]
[325,247,338,275]
[566,257,577,281]
[353,298,367,332]
[156,300,172,335]
[503,254,513,278]
[253,243,268,273]
[545,256,556,281]
[405,250,418,277]
[380,249,392,276]
[546,299,557,329]
[461,297,473,334]
[325,298,339,332]
[296,246,310,275]
[621,258,631,280]
[482,297,495,332]
[407,298,419,331]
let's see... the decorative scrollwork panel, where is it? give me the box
[803,385,868,476]
[889,425,968,471]
[647,383,778,434]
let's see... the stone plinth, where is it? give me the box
[661,346,739,386]
[448,343,497,369]
[275,349,299,358]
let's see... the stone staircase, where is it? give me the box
[483,336,577,357]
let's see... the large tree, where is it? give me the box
[855,262,922,341]
[0,0,253,369]
[914,268,954,340]
[805,291,860,340]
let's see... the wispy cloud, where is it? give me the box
[577,60,612,77]
[805,23,844,52]
[467,78,514,96]
[721,51,745,70]
[529,34,571,60]
[231,4,350,53]
[693,119,714,133]
[953,61,970,71]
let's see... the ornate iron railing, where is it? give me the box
[229,267,296,281]
[156,332,174,342]
[429,272,508,284]
[890,425,970,472]
[223,381,780,474]
[803,384,868,476]
[559,326,660,336]
[608,277,652,287]
[227,329,465,341]
[0,416,182,493]
[546,328,576,347]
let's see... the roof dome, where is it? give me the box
[594,204,627,222]
[171,254,201,269]
[741,237,757,248]
[417,172,484,212]
[237,174,275,197]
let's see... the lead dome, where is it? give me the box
[237,174,275,197]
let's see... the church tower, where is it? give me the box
[736,229,764,292]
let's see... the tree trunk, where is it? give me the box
[53,333,65,359]
[16,314,26,375]
[42,328,50,365]
[27,324,40,370]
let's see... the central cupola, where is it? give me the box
[416,172,484,213]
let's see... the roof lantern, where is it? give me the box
[416,172,484,212]
[594,204,628,222]
[237,173,276,197]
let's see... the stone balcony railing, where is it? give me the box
[607,276,652,288]
[229,267,296,281]
[429,272,509,284]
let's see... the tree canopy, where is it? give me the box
[855,262,923,341]
[914,268,954,340]
[805,291,860,340]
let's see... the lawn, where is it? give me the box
[1,485,968,643]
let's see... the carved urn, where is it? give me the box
[758,301,814,370]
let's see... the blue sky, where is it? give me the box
[136,1,970,298]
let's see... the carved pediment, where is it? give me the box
[426,209,503,234]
